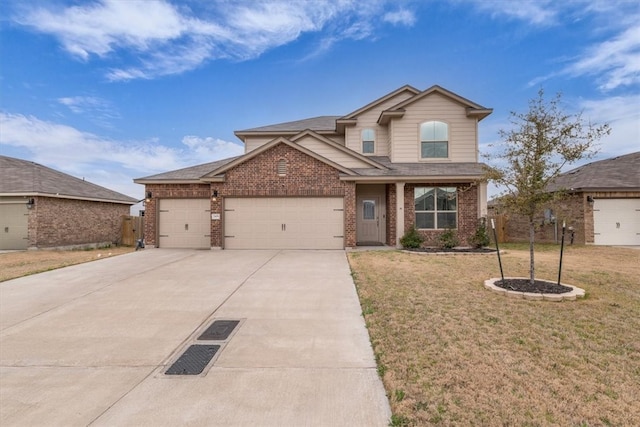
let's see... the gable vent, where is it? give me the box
[277,159,287,176]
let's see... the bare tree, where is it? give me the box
[485,89,610,284]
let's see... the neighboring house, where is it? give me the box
[489,151,640,246]
[0,156,137,250]
[134,85,492,249]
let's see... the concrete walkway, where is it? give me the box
[0,249,390,426]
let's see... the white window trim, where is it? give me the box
[414,186,458,230]
[361,128,376,155]
[418,120,451,162]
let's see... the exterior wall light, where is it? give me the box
[145,191,152,202]
[212,190,218,202]
[26,198,35,209]
[586,195,594,205]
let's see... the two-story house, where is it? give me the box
[134,85,492,249]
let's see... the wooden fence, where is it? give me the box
[121,215,144,246]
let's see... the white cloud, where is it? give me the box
[578,94,640,157]
[383,9,417,26]
[14,0,416,81]
[462,0,558,26]
[58,95,120,127]
[0,112,243,197]
[564,25,640,91]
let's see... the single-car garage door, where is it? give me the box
[593,198,640,245]
[158,199,211,249]
[224,197,344,249]
[0,201,29,250]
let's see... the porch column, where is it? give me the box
[396,182,405,247]
[479,181,488,218]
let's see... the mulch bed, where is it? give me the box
[494,278,573,294]
[405,247,496,253]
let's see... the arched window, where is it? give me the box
[420,121,448,158]
[361,128,375,154]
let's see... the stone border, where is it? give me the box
[484,277,586,301]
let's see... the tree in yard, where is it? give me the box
[485,89,610,284]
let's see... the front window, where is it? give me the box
[362,128,375,154]
[420,121,448,158]
[414,187,457,229]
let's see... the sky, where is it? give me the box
[1,0,639,206]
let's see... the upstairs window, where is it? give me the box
[420,121,448,158]
[361,128,375,154]
[414,187,457,229]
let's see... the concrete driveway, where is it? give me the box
[0,250,390,426]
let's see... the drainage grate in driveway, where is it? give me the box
[165,344,220,375]
[198,320,240,341]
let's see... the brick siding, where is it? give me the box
[144,143,357,248]
[403,183,480,247]
[489,191,640,244]
[28,197,130,248]
[385,184,397,246]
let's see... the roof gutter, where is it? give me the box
[0,192,136,205]
[339,175,484,183]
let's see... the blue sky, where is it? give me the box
[1,0,639,202]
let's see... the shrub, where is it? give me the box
[469,218,491,248]
[439,228,459,249]
[400,226,424,249]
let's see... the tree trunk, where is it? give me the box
[529,219,535,285]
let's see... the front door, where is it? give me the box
[357,196,380,243]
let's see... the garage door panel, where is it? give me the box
[593,198,640,246]
[224,197,344,250]
[159,199,211,249]
[0,203,29,250]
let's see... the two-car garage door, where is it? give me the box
[224,197,344,249]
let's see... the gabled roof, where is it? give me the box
[0,155,137,204]
[134,157,239,183]
[338,85,421,120]
[289,129,388,170]
[378,85,493,124]
[235,116,340,138]
[547,151,640,192]
[201,137,357,180]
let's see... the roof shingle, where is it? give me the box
[0,156,137,203]
[547,151,640,191]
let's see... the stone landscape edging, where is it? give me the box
[484,277,586,301]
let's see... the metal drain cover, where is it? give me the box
[198,320,240,341]
[165,344,220,375]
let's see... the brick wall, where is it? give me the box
[29,197,130,248]
[403,183,479,247]
[142,184,210,247]
[386,184,397,246]
[494,191,640,244]
[144,143,357,248]
[496,194,586,244]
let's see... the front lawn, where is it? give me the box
[348,245,640,426]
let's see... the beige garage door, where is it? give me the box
[0,202,29,250]
[593,198,640,245]
[158,199,211,249]
[224,197,344,249]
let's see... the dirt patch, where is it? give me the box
[348,245,640,426]
[0,247,136,282]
